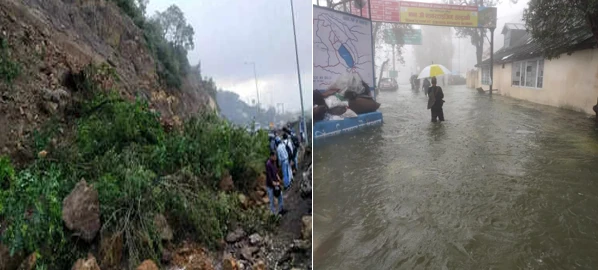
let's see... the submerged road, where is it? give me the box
[313,85,598,269]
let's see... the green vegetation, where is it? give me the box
[0,64,275,269]
[523,0,598,59]
[107,0,194,89]
[0,37,21,84]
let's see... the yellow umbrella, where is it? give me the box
[417,64,451,79]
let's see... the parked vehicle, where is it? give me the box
[379,78,398,91]
[448,75,466,85]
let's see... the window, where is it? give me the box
[537,60,544,88]
[482,66,491,85]
[512,62,521,86]
[511,59,544,88]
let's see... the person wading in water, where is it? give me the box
[427,76,445,122]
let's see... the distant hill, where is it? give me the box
[216,90,301,128]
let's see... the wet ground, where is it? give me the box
[313,85,598,270]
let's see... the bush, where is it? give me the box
[0,164,83,268]
[0,37,21,84]
[0,64,273,268]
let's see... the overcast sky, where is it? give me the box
[148,0,312,113]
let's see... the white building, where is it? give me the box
[469,23,598,115]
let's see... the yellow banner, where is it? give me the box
[399,5,479,27]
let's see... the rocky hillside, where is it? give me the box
[0,0,215,163]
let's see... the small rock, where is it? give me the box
[238,194,248,208]
[161,249,172,263]
[62,179,101,242]
[225,228,246,243]
[261,196,269,204]
[37,150,48,159]
[301,216,312,240]
[153,213,173,241]
[252,260,266,270]
[40,101,58,115]
[249,233,262,246]
[239,246,258,261]
[222,255,238,270]
[18,253,37,270]
[71,254,100,270]
[219,172,234,192]
[136,260,159,270]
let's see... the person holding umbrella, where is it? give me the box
[427,76,445,122]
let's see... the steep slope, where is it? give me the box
[0,0,215,162]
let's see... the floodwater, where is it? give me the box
[313,85,598,270]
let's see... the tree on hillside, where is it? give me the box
[523,0,598,59]
[136,0,149,16]
[151,5,195,51]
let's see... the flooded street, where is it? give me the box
[313,85,598,269]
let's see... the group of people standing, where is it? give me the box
[265,124,302,215]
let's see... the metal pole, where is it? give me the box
[252,63,260,116]
[290,0,308,144]
[489,27,494,96]
[367,0,376,99]
[392,43,397,71]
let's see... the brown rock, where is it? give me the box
[17,253,37,270]
[225,228,246,243]
[37,150,48,159]
[0,244,25,270]
[219,173,234,192]
[40,101,58,115]
[62,179,101,242]
[71,254,100,270]
[255,173,266,188]
[301,216,312,240]
[153,214,173,241]
[99,233,123,269]
[222,256,238,270]
[136,260,158,270]
[252,260,266,270]
[239,246,258,261]
[171,243,214,270]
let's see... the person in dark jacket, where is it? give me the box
[427,76,445,122]
[422,78,431,95]
[266,151,285,214]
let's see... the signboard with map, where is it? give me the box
[313,5,375,91]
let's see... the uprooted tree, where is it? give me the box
[523,0,598,59]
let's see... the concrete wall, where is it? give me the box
[467,48,598,114]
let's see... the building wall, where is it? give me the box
[468,48,598,114]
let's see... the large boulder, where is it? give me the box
[62,179,101,242]
[71,254,100,270]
